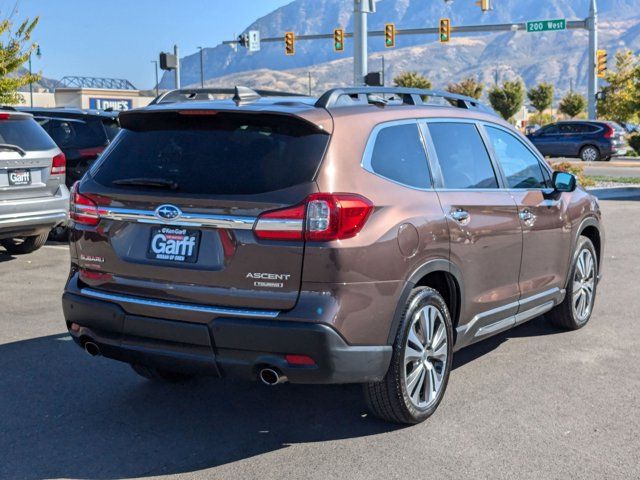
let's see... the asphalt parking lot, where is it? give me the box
[1,198,638,480]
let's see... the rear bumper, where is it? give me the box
[0,186,69,237]
[61,291,392,384]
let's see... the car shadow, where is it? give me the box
[0,314,563,479]
[0,250,15,263]
[452,314,563,370]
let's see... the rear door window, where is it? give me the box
[93,112,330,195]
[485,126,548,189]
[0,115,56,151]
[367,122,431,189]
[427,122,498,189]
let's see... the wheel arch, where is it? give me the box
[386,259,463,345]
[564,216,603,288]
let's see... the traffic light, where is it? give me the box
[333,28,344,52]
[439,18,451,43]
[475,0,491,12]
[284,31,295,56]
[384,23,396,48]
[597,49,607,78]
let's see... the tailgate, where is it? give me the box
[72,109,330,311]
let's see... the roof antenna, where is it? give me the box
[233,86,261,105]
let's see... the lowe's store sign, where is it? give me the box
[89,98,133,111]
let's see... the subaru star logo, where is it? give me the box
[154,204,182,221]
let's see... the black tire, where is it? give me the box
[364,287,454,424]
[547,236,598,330]
[130,364,194,383]
[48,225,70,242]
[580,145,600,162]
[0,232,48,255]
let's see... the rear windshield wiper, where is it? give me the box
[0,144,26,156]
[112,177,179,190]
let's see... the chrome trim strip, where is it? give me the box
[475,316,514,338]
[0,210,67,225]
[80,288,280,319]
[514,301,555,325]
[254,218,304,232]
[465,287,563,335]
[97,207,256,230]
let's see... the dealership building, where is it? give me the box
[19,76,155,110]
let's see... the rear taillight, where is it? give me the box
[0,113,10,120]
[254,193,373,242]
[70,183,99,226]
[604,125,614,139]
[51,153,66,175]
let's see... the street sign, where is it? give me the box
[248,30,261,52]
[526,19,566,33]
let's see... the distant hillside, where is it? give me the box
[162,0,640,97]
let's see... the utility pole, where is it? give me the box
[308,71,312,96]
[587,0,598,119]
[198,47,204,87]
[174,44,181,89]
[151,60,159,97]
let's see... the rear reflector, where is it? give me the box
[285,354,316,366]
[70,183,100,226]
[254,193,373,242]
[51,153,66,175]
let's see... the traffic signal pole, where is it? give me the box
[587,0,598,119]
[353,0,369,86]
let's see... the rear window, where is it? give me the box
[0,115,56,151]
[43,118,108,149]
[93,112,329,195]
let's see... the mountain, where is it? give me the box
[160,0,640,97]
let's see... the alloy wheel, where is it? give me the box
[403,305,448,409]
[581,147,598,162]
[572,248,596,322]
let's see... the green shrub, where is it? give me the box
[548,161,595,187]
[628,134,640,155]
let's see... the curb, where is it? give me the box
[589,186,640,200]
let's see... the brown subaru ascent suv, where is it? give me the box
[62,86,603,424]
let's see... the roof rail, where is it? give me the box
[315,87,494,114]
[150,86,308,105]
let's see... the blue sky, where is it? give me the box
[5,0,292,89]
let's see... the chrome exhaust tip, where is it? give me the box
[259,368,287,386]
[84,341,101,357]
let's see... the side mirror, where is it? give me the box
[552,171,576,193]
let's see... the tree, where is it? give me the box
[597,50,640,123]
[559,91,587,118]
[0,15,40,105]
[446,76,484,99]
[488,80,525,121]
[527,82,554,113]
[393,71,432,90]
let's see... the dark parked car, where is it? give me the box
[62,87,603,424]
[17,108,120,186]
[527,120,627,161]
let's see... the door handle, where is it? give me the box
[519,209,535,225]
[450,209,470,223]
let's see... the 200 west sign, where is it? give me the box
[89,98,133,111]
[526,19,566,33]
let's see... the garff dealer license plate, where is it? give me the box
[147,227,200,263]
[8,169,31,186]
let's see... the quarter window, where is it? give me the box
[369,123,431,189]
[427,122,498,189]
[486,126,548,189]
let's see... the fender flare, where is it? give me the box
[564,215,602,287]
[385,258,464,345]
